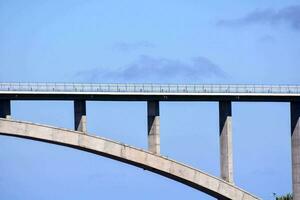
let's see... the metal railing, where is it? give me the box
[0,83,299,94]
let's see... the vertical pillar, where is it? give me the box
[74,100,87,133]
[291,102,300,200]
[147,101,160,154]
[0,100,11,119]
[219,101,234,183]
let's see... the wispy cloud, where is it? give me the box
[218,5,300,30]
[75,55,227,83]
[113,41,155,52]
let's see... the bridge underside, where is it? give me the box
[0,119,259,200]
[0,92,299,102]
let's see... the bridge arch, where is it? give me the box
[0,119,259,200]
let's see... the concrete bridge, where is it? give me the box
[0,83,300,200]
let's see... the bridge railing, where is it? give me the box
[0,83,299,94]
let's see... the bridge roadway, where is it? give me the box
[1,82,300,199]
[0,118,259,200]
[0,83,300,101]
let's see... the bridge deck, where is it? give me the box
[0,83,299,101]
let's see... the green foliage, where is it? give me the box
[275,193,293,200]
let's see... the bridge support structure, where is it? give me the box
[0,100,11,119]
[219,101,234,184]
[0,118,260,200]
[74,100,87,133]
[147,101,160,154]
[291,102,300,200]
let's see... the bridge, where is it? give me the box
[0,83,300,200]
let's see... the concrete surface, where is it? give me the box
[0,118,260,200]
[0,100,11,119]
[291,102,300,200]
[219,101,234,183]
[1,83,300,102]
[147,101,160,154]
[74,100,87,132]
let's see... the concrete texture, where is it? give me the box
[0,100,11,119]
[147,101,160,154]
[1,83,300,102]
[0,119,260,200]
[74,100,87,132]
[291,102,300,200]
[219,101,234,183]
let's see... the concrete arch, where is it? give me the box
[0,119,259,200]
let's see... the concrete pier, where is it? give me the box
[74,100,87,132]
[147,101,160,154]
[219,101,234,183]
[291,102,300,200]
[0,100,11,119]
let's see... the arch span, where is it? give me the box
[0,119,259,200]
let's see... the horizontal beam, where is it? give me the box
[0,93,299,102]
[0,83,299,95]
[0,83,299,102]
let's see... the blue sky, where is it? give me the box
[0,0,299,199]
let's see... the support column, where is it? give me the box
[0,100,11,119]
[219,101,234,183]
[291,102,300,200]
[147,101,160,154]
[74,100,87,133]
